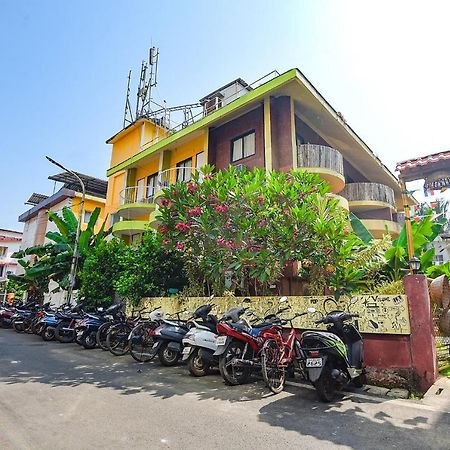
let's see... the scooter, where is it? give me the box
[301,309,365,402]
[181,305,219,376]
[214,298,291,385]
[151,304,215,367]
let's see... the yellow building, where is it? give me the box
[106,69,404,242]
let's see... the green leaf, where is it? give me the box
[349,212,373,244]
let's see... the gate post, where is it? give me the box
[403,274,438,392]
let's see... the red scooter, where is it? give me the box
[214,298,291,385]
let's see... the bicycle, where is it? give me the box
[261,308,316,394]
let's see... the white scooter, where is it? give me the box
[182,304,218,376]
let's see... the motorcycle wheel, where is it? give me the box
[82,331,97,349]
[158,343,180,366]
[129,325,156,363]
[315,362,338,402]
[96,322,113,350]
[55,322,75,343]
[34,322,45,336]
[107,324,131,356]
[187,348,209,377]
[75,330,85,345]
[261,339,286,394]
[219,341,251,386]
[42,326,55,341]
[13,320,25,333]
[0,317,12,329]
[31,319,40,335]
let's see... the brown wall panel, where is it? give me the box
[270,96,293,172]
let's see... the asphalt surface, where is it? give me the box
[0,329,449,450]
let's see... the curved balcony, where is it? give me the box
[112,220,149,237]
[361,219,402,239]
[341,182,396,211]
[297,144,345,193]
[116,186,157,219]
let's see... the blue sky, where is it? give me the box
[1,0,449,230]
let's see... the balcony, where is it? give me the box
[360,219,402,239]
[340,182,396,211]
[112,219,149,238]
[297,144,345,193]
[116,186,158,220]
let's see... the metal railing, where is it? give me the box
[297,144,344,176]
[119,167,201,206]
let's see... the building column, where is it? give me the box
[290,97,297,170]
[263,97,272,172]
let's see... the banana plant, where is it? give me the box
[10,207,109,295]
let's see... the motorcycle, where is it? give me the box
[75,303,123,349]
[214,298,291,385]
[301,308,365,402]
[151,305,215,366]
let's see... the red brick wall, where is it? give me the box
[270,96,293,172]
[208,106,265,170]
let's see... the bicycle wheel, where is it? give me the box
[96,322,113,350]
[129,324,157,363]
[261,339,286,394]
[107,323,131,356]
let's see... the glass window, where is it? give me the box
[136,178,145,203]
[83,211,92,224]
[231,131,255,162]
[146,173,158,202]
[0,246,7,257]
[176,158,193,182]
[195,152,205,170]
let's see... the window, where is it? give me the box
[0,247,6,257]
[83,211,92,224]
[136,178,146,203]
[0,266,4,278]
[231,131,255,162]
[434,254,444,265]
[195,152,205,171]
[176,158,193,182]
[146,173,158,202]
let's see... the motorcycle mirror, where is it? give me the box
[350,296,359,304]
[279,296,288,303]
[307,307,316,314]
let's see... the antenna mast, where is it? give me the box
[123,70,134,128]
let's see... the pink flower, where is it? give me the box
[175,222,190,232]
[215,204,228,213]
[162,239,170,246]
[159,225,168,234]
[188,207,202,217]
[175,242,185,250]
[160,198,170,207]
[209,193,217,201]
[258,195,265,205]
[187,182,198,194]
[204,174,213,180]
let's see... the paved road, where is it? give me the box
[0,329,449,450]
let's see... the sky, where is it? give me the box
[1,0,450,230]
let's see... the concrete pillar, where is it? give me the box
[403,274,438,392]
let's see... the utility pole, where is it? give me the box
[46,156,85,305]
[399,177,415,271]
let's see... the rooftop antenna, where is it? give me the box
[123,70,134,128]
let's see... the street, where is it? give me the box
[0,329,449,450]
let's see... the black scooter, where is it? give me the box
[301,310,365,402]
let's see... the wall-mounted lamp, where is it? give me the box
[409,257,421,274]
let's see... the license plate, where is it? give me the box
[306,357,323,368]
[216,336,227,346]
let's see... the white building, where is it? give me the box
[0,229,22,283]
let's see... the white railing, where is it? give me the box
[119,168,202,206]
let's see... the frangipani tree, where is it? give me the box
[157,165,352,296]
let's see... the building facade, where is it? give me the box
[105,69,403,243]
[0,229,22,284]
[18,172,107,253]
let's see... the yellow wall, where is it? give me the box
[71,195,107,232]
[105,171,125,215]
[135,158,160,182]
[110,127,141,168]
[169,134,205,168]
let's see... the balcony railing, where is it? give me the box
[340,182,395,208]
[297,144,344,176]
[119,167,201,206]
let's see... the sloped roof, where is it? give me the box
[48,172,107,199]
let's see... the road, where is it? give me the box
[0,329,449,450]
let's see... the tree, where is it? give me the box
[10,206,109,302]
[157,165,353,295]
[113,231,186,306]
